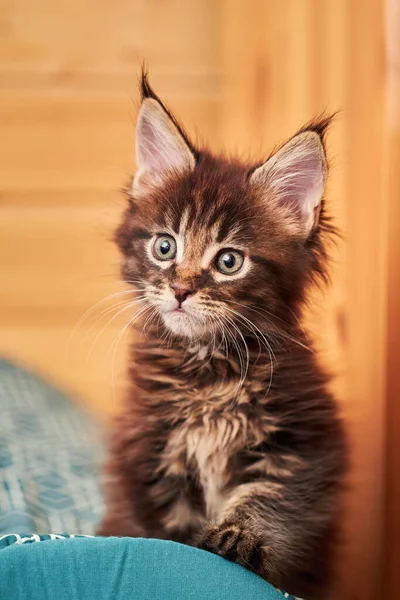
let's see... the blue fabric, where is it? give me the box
[0,535,295,600]
[0,362,298,599]
[0,360,105,534]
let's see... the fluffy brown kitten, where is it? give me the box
[98,73,347,600]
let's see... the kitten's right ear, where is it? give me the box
[132,73,196,197]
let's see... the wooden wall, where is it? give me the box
[0,0,221,415]
[1,1,398,598]
[383,0,400,593]
[220,4,389,599]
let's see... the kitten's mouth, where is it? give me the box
[164,307,191,319]
[160,305,206,338]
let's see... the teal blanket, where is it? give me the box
[0,362,298,599]
[0,535,296,600]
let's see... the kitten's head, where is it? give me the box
[117,73,333,341]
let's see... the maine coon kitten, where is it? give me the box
[98,73,347,599]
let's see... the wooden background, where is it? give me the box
[1,1,399,598]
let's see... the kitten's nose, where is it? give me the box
[170,283,193,306]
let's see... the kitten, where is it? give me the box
[98,72,347,600]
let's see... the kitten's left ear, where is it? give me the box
[250,128,328,236]
[132,73,196,197]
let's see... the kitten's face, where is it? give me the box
[141,204,253,339]
[117,75,329,341]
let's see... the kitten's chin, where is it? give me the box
[161,310,206,339]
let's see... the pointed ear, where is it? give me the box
[250,130,328,236]
[132,84,196,196]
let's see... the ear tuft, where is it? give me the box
[295,113,336,142]
[140,68,161,102]
[133,72,196,197]
[138,69,198,158]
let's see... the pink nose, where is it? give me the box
[170,283,193,305]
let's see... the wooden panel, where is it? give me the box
[0,323,129,418]
[0,0,220,418]
[342,5,387,599]
[384,129,400,594]
[0,205,121,312]
[220,2,387,598]
[0,0,218,73]
[383,0,400,593]
[0,95,132,191]
[0,93,219,194]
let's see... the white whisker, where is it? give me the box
[225,299,313,353]
[83,296,148,344]
[66,288,146,355]
[222,314,248,404]
[110,303,153,405]
[224,306,275,396]
[87,297,148,359]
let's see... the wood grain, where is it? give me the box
[218,2,390,598]
[0,0,221,419]
[383,0,400,592]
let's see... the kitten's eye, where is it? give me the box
[216,250,244,275]
[152,234,177,261]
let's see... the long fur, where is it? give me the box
[98,73,347,600]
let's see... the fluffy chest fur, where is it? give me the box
[161,408,251,519]
[129,333,341,537]
[143,347,278,521]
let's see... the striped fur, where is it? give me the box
[98,73,347,600]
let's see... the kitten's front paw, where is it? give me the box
[198,522,266,575]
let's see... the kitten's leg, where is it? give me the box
[197,481,334,598]
[197,482,280,580]
[97,457,204,543]
[97,409,189,540]
[98,480,204,542]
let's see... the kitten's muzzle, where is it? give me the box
[170,283,194,307]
